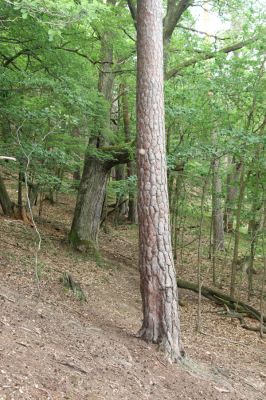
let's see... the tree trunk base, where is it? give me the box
[13,205,33,224]
[68,229,99,256]
[137,323,185,362]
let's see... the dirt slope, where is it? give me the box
[0,198,265,400]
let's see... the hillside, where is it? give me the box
[0,196,265,400]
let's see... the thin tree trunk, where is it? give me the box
[0,173,14,216]
[208,211,213,260]
[114,164,127,223]
[230,163,247,297]
[211,132,224,285]
[73,168,80,182]
[45,190,55,205]
[17,167,32,222]
[196,173,209,332]
[136,0,184,361]
[170,174,177,241]
[248,232,256,300]
[177,180,187,274]
[170,171,183,261]
[172,179,179,260]
[248,168,262,300]
[29,182,39,207]
[260,202,266,337]
[212,155,224,252]
[121,83,138,223]
[224,157,241,233]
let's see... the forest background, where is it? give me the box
[0,0,266,398]
[0,0,266,386]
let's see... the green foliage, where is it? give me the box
[108,175,137,201]
[0,0,265,251]
[0,0,112,199]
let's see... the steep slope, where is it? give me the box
[0,197,265,400]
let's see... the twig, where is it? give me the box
[0,239,27,251]
[58,361,89,374]
[0,293,15,303]
[156,356,167,367]
[18,326,40,335]
[237,374,264,392]
[176,24,229,41]
[180,237,198,248]
[16,341,30,347]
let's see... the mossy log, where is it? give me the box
[177,279,266,324]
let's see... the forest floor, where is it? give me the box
[0,195,265,400]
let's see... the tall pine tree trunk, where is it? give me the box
[136,0,184,361]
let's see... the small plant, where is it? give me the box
[36,260,46,281]
[60,271,86,302]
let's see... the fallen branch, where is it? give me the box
[0,238,28,251]
[240,321,266,333]
[177,279,266,324]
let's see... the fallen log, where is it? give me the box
[177,279,266,324]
